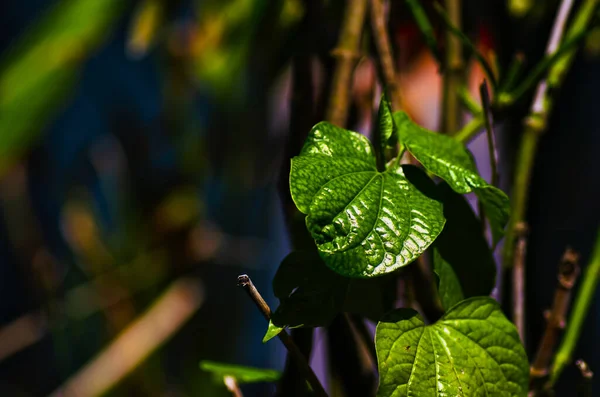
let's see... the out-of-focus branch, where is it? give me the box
[237,275,328,397]
[502,0,590,271]
[326,0,368,126]
[479,80,499,187]
[530,249,580,392]
[49,278,204,397]
[369,0,401,110]
[551,227,600,385]
[440,0,464,134]
[512,223,528,344]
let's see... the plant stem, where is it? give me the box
[237,275,328,397]
[479,80,499,187]
[326,0,368,126]
[512,223,527,344]
[530,249,580,391]
[405,0,442,64]
[501,0,578,271]
[454,116,484,143]
[440,0,464,134]
[550,227,600,385]
[370,0,401,110]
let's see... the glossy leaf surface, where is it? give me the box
[376,298,528,397]
[200,361,281,384]
[394,111,509,246]
[433,183,496,310]
[290,122,445,277]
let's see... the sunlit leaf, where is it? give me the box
[290,122,445,278]
[375,298,528,397]
[394,111,509,246]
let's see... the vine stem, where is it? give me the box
[237,275,328,397]
[501,0,579,271]
[369,0,401,110]
[529,249,580,392]
[440,0,464,134]
[326,0,368,126]
[479,80,499,187]
[550,227,600,385]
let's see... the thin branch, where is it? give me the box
[370,0,401,110]
[326,0,368,126]
[502,0,579,271]
[479,80,499,187]
[512,223,528,344]
[551,227,600,385]
[530,248,580,391]
[575,359,593,397]
[500,52,525,92]
[237,275,328,397]
[224,376,244,397]
[434,2,498,90]
[405,0,442,65]
[439,0,465,134]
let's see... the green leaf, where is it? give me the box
[200,361,281,384]
[378,92,397,150]
[270,251,347,328]
[394,111,509,246]
[269,251,399,331]
[375,298,528,397]
[262,320,285,343]
[433,183,497,310]
[290,122,446,278]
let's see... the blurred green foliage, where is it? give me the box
[0,0,126,177]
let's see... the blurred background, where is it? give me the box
[0,0,599,396]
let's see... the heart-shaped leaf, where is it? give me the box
[433,183,497,310]
[375,297,528,397]
[200,361,281,384]
[266,251,399,341]
[394,111,509,246]
[290,122,445,278]
[270,251,347,332]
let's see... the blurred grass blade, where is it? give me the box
[405,0,442,65]
[0,0,126,177]
[127,0,164,59]
[433,2,498,88]
[498,28,593,106]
